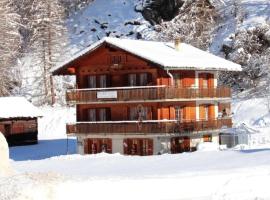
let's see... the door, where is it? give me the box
[171,137,190,153]
[123,138,153,156]
[85,138,112,154]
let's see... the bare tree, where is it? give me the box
[155,0,217,50]
[0,0,21,96]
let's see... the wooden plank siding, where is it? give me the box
[67,118,232,135]
[66,87,231,104]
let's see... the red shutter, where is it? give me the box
[106,139,112,153]
[84,139,89,154]
[148,139,153,155]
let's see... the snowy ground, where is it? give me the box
[1,98,270,199]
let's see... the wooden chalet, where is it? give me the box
[0,97,42,146]
[53,37,241,155]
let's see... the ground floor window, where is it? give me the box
[84,138,112,154]
[171,137,190,153]
[123,138,153,156]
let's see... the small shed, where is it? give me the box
[0,97,42,146]
[219,124,259,148]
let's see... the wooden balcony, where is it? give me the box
[66,118,232,135]
[66,86,231,104]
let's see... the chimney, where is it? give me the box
[174,38,181,51]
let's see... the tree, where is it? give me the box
[155,0,217,50]
[16,0,68,105]
[0,0,21,96]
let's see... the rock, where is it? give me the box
[264,30,270,44]
[140,0,184,25]
[0,133,13,177]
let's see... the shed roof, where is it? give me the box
[0,97,42,119]
[52,37,242,74]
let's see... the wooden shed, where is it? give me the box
[0,97,42,146]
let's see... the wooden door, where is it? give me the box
[123,138,153,156]
[171,137,190,153]
[84,138,112,154]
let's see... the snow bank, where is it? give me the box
[0,133,13,177]
[196,142,220,152]
[6,150,270,199]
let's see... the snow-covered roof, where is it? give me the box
[0,97,42,119]
[52,37,242,74]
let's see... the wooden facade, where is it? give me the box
[0,118,38,146]
[53,40,234,155]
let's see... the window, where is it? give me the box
[129,106,149,120]
[175,106,184,122]
[88,109,96,121]
[129,107,137,120]
[203,77,208,88]
[138,106,148,120]
[99,108,107,121]
[128,74,137,86]
[139,73,148,86]
[173,73,182,87]
[110,55,125,65]
[87,76,96,88]
[204,105,209,120]
[99,75,107,88]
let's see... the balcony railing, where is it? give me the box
[66,86,231,104]
[66,118,232,135]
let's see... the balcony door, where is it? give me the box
[171,137,190,153]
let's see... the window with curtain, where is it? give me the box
[175,106,184,122]
[128,74,137,86]
[87,76,96,88]
[99,75,107,88]
[99,108,107,121]
[88,109,96,121]
[139,73,148,86]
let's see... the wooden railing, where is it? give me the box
[66,118,232,135]
[66,86,231,104]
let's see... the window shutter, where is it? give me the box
[123,139,128,154]
[84,139,90,154]
[148,139,153,155]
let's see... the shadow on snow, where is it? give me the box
[9,138,77,161]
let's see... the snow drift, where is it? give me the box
[0,133,13,177]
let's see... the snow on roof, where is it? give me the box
[0,97,42,119]
[52,37,242,74]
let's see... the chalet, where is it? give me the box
[0,97,42,146]
[53,37,241,155]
